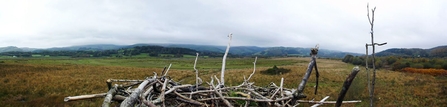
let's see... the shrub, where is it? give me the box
[410,64,424,69]
[260,65,291,75]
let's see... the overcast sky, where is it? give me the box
[0,0,445,53]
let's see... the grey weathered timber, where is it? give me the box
[335,66,361,107]
[120,78,153,107]
[102,86,117,107]
[295,47,319,97]
[64,93,107,102]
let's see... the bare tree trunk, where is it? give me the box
[365,44,370,101]
[220,33,232,86]
[335,66,361,107]
[295,46,319,98]
[367,4,377,107]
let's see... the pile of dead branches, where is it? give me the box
[64,44,361,107]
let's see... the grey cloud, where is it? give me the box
[0,0,445,53]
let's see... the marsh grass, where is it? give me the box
[0,57,446,106]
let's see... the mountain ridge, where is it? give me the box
[0,43,368,58]
[376,45,447,57]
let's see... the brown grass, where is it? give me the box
[0,57,446,107]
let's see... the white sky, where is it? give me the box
[0,0,445,53]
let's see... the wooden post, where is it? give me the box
[295,46,319,98]
[335,66,360,107]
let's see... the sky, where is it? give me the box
[0,0,445,53]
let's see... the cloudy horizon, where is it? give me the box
[0,0,445,53]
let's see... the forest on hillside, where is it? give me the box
[0,46,226,58]
[342,55,447,76]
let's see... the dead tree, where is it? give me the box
[366,3,387,107]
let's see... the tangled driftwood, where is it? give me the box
[64,43,361,107]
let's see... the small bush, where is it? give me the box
[260,65,291,75]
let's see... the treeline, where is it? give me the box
[0,51,33,57]
[1,46,227,58]
[342,54,447,71]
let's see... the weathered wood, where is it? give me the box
[366,4,387,107]
[298,100,361,104]
[120,78,153,107]
[295,47,318,97]
[194,53,199,91]
[102,86,117,107]
[64,93,128,102]
[150,78,169,104]
[246,56,257,82]
[163,63,172,76]
[211,82,233,107]
[336,66,361,107]
[109,79,144,82]
[220,33,232,86]
[174,91,208,106]
[311,96,329,107]
[314,59,319,95]
[64,93,106,102]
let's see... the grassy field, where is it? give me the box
[0,57,446,107]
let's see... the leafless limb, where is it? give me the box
[163,63,172,76]
[311,96,329,107]
[246,56,257,82]
[220,33,232,86]
[64,93,107,102]
[336,66,361,107]
[193,53,200,91]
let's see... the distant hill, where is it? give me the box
[45,44,124,51]
[376,48,429,57]
[0,46,23,53]
[254,47,362,58]
[1,43,363,58]
[376,45,447,57]
[428,45,447,57]
[125,44,362,58]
